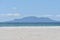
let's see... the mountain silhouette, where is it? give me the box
[9,16,56,23]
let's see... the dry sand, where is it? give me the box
[0,26,60,40]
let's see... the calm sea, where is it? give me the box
[0,23,60,26]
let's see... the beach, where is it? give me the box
[0,26,60,40]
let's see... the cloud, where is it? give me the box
[0,6,21,22]
[0,7,21,22]
[38,14,60,20]
[0,13,20,17]
[46,14,60,21]
[0,13,21,22]
[38,14,53,17]
[7,13,20,17]
[55,15,60,17]
[39,14,60,18]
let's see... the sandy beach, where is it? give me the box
[0,26,60,40]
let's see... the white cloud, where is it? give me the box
[0,13,20,17]
[0,13,21,22]
[39,14,60,18]
[38,14,53,17]
[37,14,60,21]
[0,7,21,22]
[47,14,60,21]
[55,15,60,17]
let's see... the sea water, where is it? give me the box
[0,23,60,26]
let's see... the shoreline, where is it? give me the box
[0,26,60,28]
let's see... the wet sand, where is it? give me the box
[0,26,60,40]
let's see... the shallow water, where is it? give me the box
[0,23,60,26]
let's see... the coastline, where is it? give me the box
[0,26,60,28]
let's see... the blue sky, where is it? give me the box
[0,0,60,22]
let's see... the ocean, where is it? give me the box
[0,23,60,26]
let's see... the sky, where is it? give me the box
[0,0,60,22]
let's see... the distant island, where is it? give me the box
[4,16,60,23]
[0,16,60,26]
